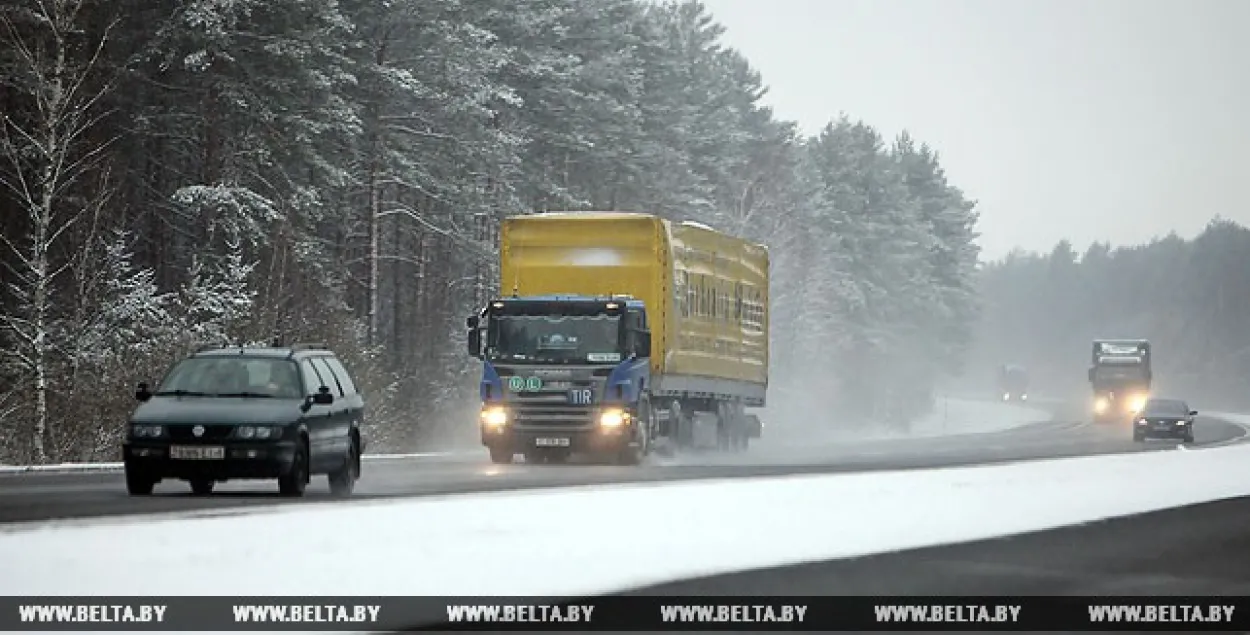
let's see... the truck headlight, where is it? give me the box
[1126,395,1147,412]
[480,406,508,427]
[1094,398,1109,413]
[1002,393,1010,401]
[599,408,627,427]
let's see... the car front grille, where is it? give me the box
[167,425,236,441]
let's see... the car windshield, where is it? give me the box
[156,357,303,398]
[487,314,622,364]
[1143,400,1188,416]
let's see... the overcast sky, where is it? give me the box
[699,0,1249,261]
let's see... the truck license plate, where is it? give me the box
[534,437,570,448]
[170,445,225,460]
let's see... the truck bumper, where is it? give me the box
[481,426,635,455]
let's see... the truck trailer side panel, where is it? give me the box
[660,221,769,406]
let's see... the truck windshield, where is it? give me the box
[487,314,623,364]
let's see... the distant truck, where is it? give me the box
[998,364,1029,402]
[465,212,768,465]
[1088,339,1151,422]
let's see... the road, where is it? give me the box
[1,405,1244,525]
[627,494,1250,596]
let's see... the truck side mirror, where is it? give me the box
[1087,368,1094,382]
[467,328,482,359]
[466,315,479,329]
[636,331,651,358]
[135,382,152,402]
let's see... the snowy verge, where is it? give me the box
[6,439,1250,596]
[0,452,460,475]
[756,396,1053,450]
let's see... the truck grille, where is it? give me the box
[510,403,595,429]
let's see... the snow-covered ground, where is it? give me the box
[6,435,1250,597]
[754,395,1052,451]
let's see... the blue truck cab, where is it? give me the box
[465,294,653,465]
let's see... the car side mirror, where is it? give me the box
[467,328,482,359]
[312,386,334,405]
[1189,410,1198,416]
[466,315,479,329]
[135,382,152,402]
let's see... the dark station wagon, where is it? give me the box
[122,343,365,497]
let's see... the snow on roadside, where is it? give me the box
[6,439,1250,597]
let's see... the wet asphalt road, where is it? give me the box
[1,400,1244,525]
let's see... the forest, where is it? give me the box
[968,218,1250,410]
[0,0,981,464]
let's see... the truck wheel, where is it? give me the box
[617,399,650,466]
[670,400,691,450]
[489,447,513,464]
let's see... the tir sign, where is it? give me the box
[569,389,593,405]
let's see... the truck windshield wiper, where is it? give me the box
[153,390,211,397]
[215,391,275,398]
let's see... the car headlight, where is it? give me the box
[1002,393,1010,400]
[131,424,163,438]
[599,408,628,427]
[480,406,508,427]
[236,426,284,439]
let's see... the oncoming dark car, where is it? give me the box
[122,343,365,497]
[1132,397,1197,443]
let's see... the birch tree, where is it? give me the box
[0,0,118,463]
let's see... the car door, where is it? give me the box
[298,358,337,471]
[323,356,365,448]
[310,356,350,467]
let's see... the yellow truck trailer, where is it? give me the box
[466,212,769,464]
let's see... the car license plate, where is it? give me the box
[534,437,570,448]
[169,445,225,460]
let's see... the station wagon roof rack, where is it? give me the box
[288,342,328,351]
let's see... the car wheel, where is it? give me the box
[489,446,513,464]
[279,441,309,497]
[189,479,214,496]
[328,438,358,497]
[125,469,155,496]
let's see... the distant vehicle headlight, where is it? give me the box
[1094,398,1109,413]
